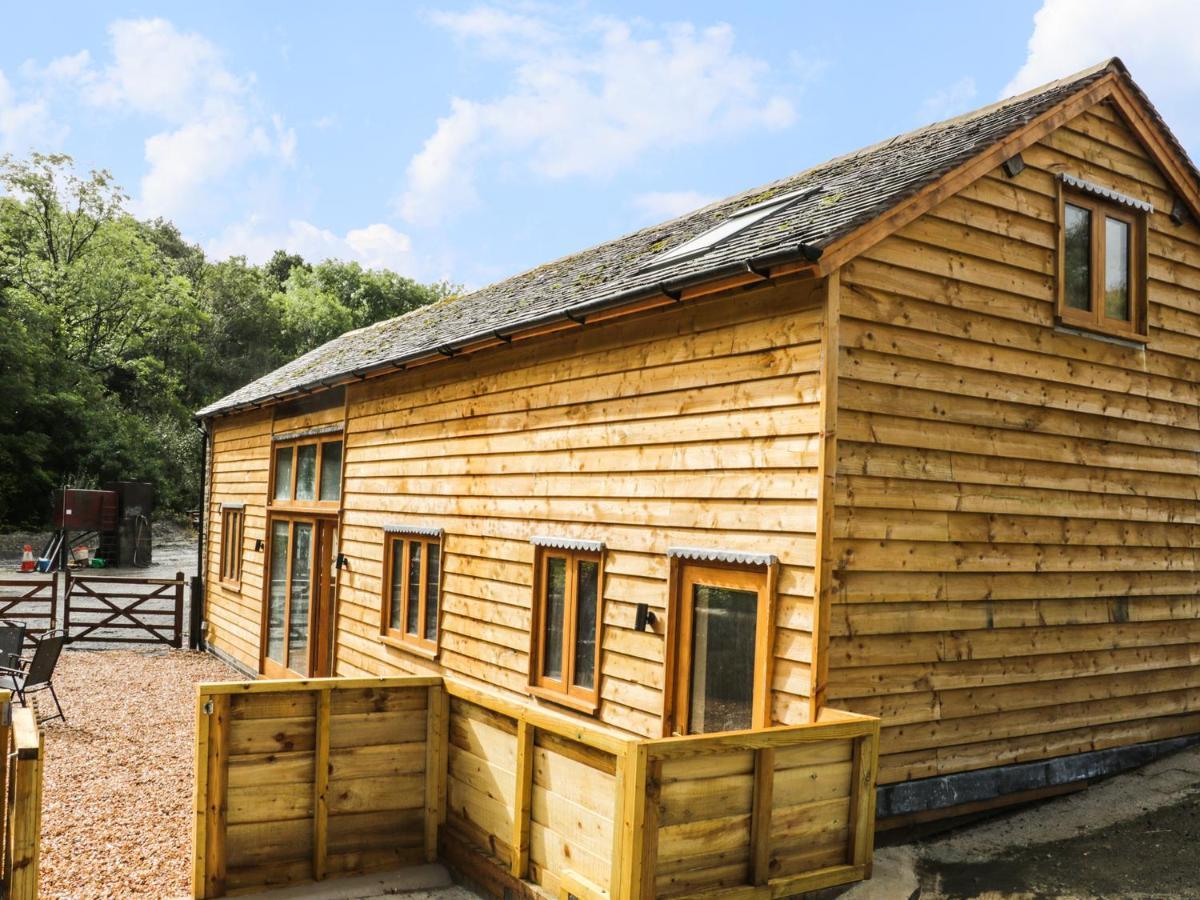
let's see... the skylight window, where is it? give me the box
[645,186,821,270]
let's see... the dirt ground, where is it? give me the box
[842,742,1200,900]
[38,649,238,899]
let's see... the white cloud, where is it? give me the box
[918,76,977,122]
[631,190,716,222]
[84,18,240,120]
[63,18,295,220]
[0,69,66,153]
[22,50,94,85]
[399,10,800,224]
[1006,0,1200,150]
[207,218,414,272]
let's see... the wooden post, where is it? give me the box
[510,718,534,878]
[424,684,448,862]
[615,744,649,900]
[810,268,841,720]
[202,694,230,898]
[638,758,662,900]
[173,571,185,649]
[48,574,57,632]
[750,748,776,885]
[192,691,211,898]
[313,688,331,881]
[8,706,42,900]
[846,728,879,877]
[0,691,11,884]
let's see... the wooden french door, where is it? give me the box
[263,516,338,678]
[669,562,771,735]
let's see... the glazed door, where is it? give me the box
[264,517,337,678]
[670,563,770,735]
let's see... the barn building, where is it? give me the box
[196,58,1200,835]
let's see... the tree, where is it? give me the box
[0,152,454,529]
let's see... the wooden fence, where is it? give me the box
[0,577,57,645]
[193,677,879,899]
[64,571,185,647]
[0,693,45,900]
[193,676,442,896]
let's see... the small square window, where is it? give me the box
[1057,186,1146,340]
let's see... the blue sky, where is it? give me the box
[3,1,1198,290]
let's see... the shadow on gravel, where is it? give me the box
[920,791,1200,899]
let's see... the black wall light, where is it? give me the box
[634,603,657,632]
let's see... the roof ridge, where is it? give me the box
[404,58,1123,313]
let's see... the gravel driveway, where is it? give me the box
[38,648,238,899]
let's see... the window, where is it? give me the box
[271,437,343,505]
[382,530,442,656]
[1057,184,1147,340]
[665,553,777,736]
[530,542,604,711]
[642,186,821,270]
[219,507,244,583]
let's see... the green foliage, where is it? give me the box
[0,153,453,529]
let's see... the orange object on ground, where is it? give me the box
[19,545,34,572]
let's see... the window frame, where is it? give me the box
[1055,185,1148,341]
[219,506,244,585]
[380,533,443,658]
[269,436,344,510]
[663,557,778,737]
[528,546,605,713]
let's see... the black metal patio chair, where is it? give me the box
[0,620,27,670]
[0,629,67,724]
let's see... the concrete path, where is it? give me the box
[840,743,1200,899]
[234,864,482,899]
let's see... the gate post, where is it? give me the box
[189,576,204,651]
[61,570,71,642]
[173,571,185,650]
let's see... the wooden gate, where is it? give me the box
[0,578,57,646]
[64,571,185,647]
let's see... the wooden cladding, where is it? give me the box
[832,100,1200,785]
[382,534,443,657]
[219,508,243,584]
[192,675,880,899]
[529,545,604,712]
[1056,181,1148,339]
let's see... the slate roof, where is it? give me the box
[199,59,1142,418]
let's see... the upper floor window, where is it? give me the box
[272,437,343,505]
[529,538,604,712]
[1057,179,1148,340]
[381,527,443,657]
